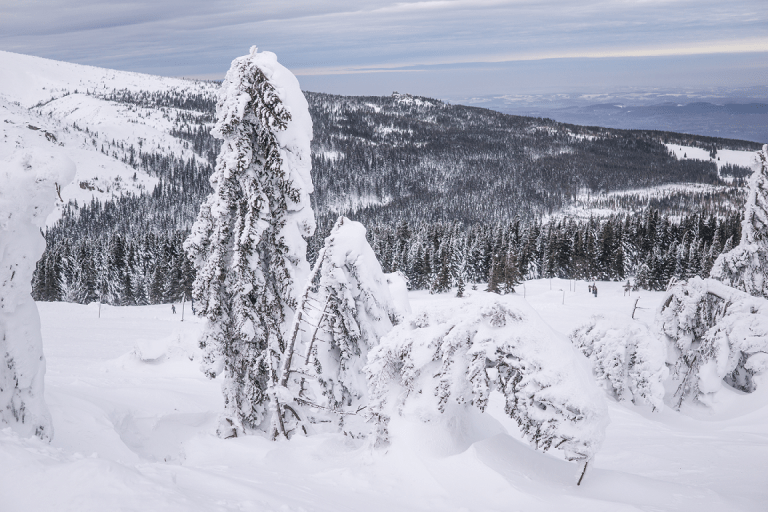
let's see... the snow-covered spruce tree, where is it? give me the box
[657,276,768,406]
[367,294,608,467]
[184,48,314,439]
[710,145,768,297]
[280,217,402,436]
[0,150,75,440]
[570,314,667,410]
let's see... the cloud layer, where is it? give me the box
[2,1,766,95]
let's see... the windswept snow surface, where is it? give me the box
[1,281,766,511]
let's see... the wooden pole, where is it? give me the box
[181,294,185,322]
[577,461,589,486]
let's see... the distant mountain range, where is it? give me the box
[451,89,768,143]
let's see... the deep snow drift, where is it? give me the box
[1,280,766,511]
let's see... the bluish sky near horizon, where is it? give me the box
[1,0,767,97]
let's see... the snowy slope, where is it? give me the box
[0,50,213,108]
[0,51,218,225]
[0,97,157,224]
[1,285,765,511]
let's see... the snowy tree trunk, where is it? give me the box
[0,150,75,440]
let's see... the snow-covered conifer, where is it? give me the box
[710,145,768,297]
[184,48,315,438]
[657,276,768,406]
[281,217,401,436]
[0,150,75,440]
[571,314,667,410]
[367,294,608,463]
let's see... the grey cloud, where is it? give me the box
[1,0,766,95]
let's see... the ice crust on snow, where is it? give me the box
[0,149,76,439]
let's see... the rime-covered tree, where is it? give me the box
[367,295,608,476]
[657,277,768,407]
[281,217,400,436]
[710,145,768,297]
[184,47,315,438]
[0,150,75,440]
[571,314,667,410]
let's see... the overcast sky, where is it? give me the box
[2,0,767,97]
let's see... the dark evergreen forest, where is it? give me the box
[33,88,758,304]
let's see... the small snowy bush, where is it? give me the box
[571,314,667,410]
[367,294,609,462]
[1,150,75,440]
[658,277,768,406]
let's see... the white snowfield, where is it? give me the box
[666,144,760,171]
[1,280,766,511]
[0,50,217,225]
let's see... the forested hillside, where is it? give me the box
[27,83,761,304]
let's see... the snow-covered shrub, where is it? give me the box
[184,47,315,438]
[710,145,768,298]
[0,150,75,440]
[367,294,609,462]
[281,217,402,436]
[570,314,667,410]
[658,276,768,406]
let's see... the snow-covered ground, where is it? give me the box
[2,280,766,511]
[665,144,759,171]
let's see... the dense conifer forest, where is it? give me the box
[33,88,758,304]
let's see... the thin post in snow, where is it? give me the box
[181,293,185,322]
[631,298,647,319]
[577,461,589,486]
[562,289,565,305]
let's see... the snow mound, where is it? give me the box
[367,292,609,462]
[385,271,412,319]
[132,332,197,363]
